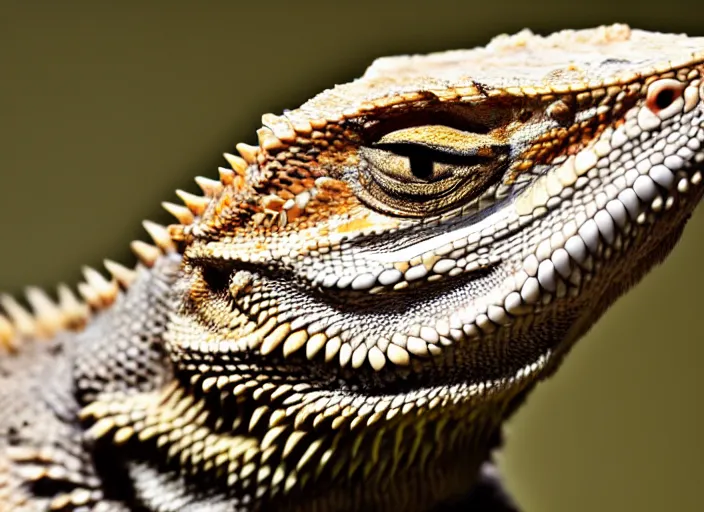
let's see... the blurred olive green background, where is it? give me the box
[1,1,704,510]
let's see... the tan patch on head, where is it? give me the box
[335,216,376,234]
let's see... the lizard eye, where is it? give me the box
[646,79,686,119]
[358,125,508,217]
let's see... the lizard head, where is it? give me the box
[157,24,704,503]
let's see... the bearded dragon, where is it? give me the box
[1,24,703,511]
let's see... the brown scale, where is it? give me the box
[504,81,646,184]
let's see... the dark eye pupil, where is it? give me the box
[410,156,434,180]
[655,88,675,110]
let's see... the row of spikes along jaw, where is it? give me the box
[0,147,255,352]
[7,66,704,506]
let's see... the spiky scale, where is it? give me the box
[282,330,308,357]
[282,431,306,458]
[223,152,247,176]
[257,127,285,151]
[0,313,16,350]
[104,259,137,288]
[81,266,119,307]
[261,323,290,355]
[261,426,286,451]
[235,143,259,164]
[194,176,224,197]
[175,189,209,216]
[142,220,176,253]
[249,405,269,432]
[0,294,36,337]
[305,332,327,359]
[25,287,63,336]
[162,201,195,225]
[130,240,161,267]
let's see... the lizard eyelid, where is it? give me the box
[373,125,506,156]
[356,125,510,217]
[363,125,506,189]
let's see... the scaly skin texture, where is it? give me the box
[1,24,704,511]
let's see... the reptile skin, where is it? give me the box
[1,24,704,511]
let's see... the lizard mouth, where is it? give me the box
[179,252,558,394]
[190,257,499,335]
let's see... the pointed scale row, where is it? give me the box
[164,150,252,243]
[0,221,175,352]
[0,147,254,352]
[187,366,497,496]
[163,129,314,238]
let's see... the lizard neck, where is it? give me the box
[275,414,505,512]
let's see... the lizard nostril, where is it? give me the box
[646,78,685,118]
[654,88,675,110]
